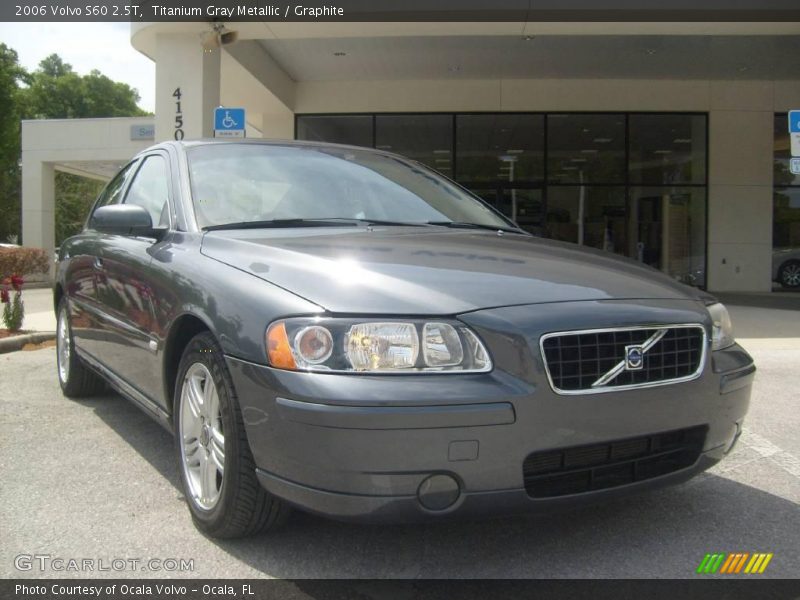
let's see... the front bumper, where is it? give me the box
[228,299,754,522]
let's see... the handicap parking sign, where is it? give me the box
[789,110,800,157]
[214,107,246,138]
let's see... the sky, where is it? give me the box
[0,22,155,112]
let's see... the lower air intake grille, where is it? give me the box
[523,426,707,498]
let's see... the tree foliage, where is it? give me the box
[0,44,27,243]
[0,48,147,244]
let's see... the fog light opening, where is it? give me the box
[417,474,461,511]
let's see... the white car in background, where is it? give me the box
[773,248,800,289]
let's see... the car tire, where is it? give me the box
[174,331,289,538]
[56,298,106,398]
[778,260,800,288]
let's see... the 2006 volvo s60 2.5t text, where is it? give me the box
[55,140,755,538]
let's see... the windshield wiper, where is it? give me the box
[425,221,526,234]
[202,218,428,232]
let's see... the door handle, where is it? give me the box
[93,257,104,270]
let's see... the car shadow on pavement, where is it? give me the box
[210,473,800,579]
[80,389,799,578]
[79,390,181,490]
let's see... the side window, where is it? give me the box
[123,155,171,227]
[94,161,136,209]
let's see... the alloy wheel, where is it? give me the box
[782,263,800,287]
[57,307,70,384]
[179,363,225,510]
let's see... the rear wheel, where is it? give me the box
[56,299,106,397]
[174,331,289,538]
[778,260,800,288]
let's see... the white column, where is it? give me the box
[706,82,775,292]
[155,34,221,142]
[21,159,55,267]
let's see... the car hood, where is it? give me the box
[201,227,704,314]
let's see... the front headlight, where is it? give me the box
[266,317,492,373]
[707,302,735,350]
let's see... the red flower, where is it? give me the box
[0,289,9,304]
[10,275,23,292]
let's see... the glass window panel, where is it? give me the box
[456,114,544,183]
[773,187,800,250]
[94,162,136,208]
[124,155,171,227]
[296,115,373,147]
[375,115,453,177]
[629,187,706,287]
[544,186,626,252]
[774,114,800,187]
[547,114,625,184]
[629,114,707,185]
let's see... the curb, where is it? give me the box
[0,331,56,354]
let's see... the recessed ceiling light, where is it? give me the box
[653,150,673,154]
[523,35,534,41]
[645,49,657,55]
[673,138,692,144]
[580,149,599,154]
[593,137,613,143]
[432,149,451,155]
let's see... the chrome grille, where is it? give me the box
[540,325,706,394]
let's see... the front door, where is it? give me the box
[92,153,173,406]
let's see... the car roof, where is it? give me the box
[138,138,401,159]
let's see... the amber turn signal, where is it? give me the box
[266,321,297,370]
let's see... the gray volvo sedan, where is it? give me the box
[55,140,755,538]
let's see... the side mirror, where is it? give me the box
[91,205,166,241]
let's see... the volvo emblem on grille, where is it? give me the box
[625,345,644,370]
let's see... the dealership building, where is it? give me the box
[20,13,800,292]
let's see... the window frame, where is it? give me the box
[120,151,175,230]
[85,158,140,231]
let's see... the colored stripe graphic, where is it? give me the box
[696,554,712,574]
[698,553,774,575]
[719,553,736,574]
[734,553,749,574]
[758,554,774,573]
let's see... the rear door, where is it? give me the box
[91,152,174,405]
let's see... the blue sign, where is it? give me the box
[790,158,800,175]
[214,107,246,138]
[789,110,800,133]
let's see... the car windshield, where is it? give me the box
[186,143,513,230]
